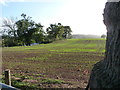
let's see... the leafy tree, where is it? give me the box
[1,14,72,47]
[101,34,106,38]
[16,13,44,46]
[32,23,44,43]
[1,13,44,46]
[16,14,34,45]
[62,26,72,39]
[46,23,60,41]
[46,23,72,41]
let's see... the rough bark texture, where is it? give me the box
[87,2,120,89]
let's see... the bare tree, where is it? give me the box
[1,17,17,37]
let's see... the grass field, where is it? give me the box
[2,38,106,89]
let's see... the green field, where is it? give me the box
[2,38,106,89]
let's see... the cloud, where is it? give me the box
[0,0,25,5]
[0,0,24,3]
[23,0,68,3]
[108,0,120,2]
[0,0,6,5]
[0,0,67,4]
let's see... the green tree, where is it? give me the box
[16,13,44,46]
[101,34,106,38]
[46,23,72,41]
[32,23,44,43]
[1,13,44,46]
[62,26,72,39]
[46,23,60,41]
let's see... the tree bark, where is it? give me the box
[87,2,120,89]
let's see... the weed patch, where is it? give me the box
[41,78,65,84]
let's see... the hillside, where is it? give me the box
[2,39,106,89]
[72,34,101,39]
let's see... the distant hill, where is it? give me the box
[72,34,101,39]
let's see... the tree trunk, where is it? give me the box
[87,2,120,89]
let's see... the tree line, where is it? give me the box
[1,13,72,47]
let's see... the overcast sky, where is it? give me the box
[0,0,108,35]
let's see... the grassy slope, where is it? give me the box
[2,38,106,88]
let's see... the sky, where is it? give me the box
[0,0,108,35]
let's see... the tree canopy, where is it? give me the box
[1,13,72,47]
[46,23,72,41]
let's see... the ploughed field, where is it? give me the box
[2,39,105,89]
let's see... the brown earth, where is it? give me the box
[2,50,104,88]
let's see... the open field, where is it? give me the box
[2,38,106,89]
